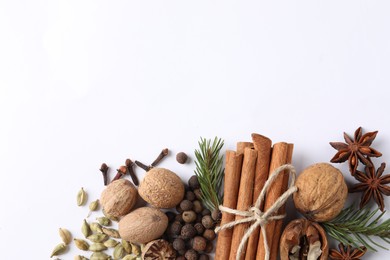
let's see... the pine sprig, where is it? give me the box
[322,204,390,251]
[194,137,224,212]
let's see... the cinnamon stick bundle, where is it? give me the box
[256,142,294,260]
[244,134,272,260]
[214,150,244,260]
[229,147,258,260]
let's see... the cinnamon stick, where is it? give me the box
[269,143,294,259]
[244,134,272,260]
[214,150,244,260]
[229,147,258,260]
[237,142,254,154]
[256,142,289,260]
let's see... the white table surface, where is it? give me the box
[1,1,390,259]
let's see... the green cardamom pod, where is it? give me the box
[122,255,138,260]
[81,219,91,238]
[102,209,119,222]
[74,256,88,260]
[90,251,110,260]
[102,227,120,238]
[103,238,119,248]
[50,243,67,257]
[89,199,99,211]
[58,228,72,245]
[77,187,87,206]
[89,242,107,252]
[131,243,141,255]
[113,244,125,259]
[121,239,132,254]
[90,222,103,233]
[87,233,108,243]
[96,216,111,226]
[74,238,89,251]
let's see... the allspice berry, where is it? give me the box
[194,223,205,235]
[180,200,194,211]
[182,211,197,223]
[201,215,214,229]
[192,200,203,213]
[199,254,210,260]
[191,236,207,252]
[188,175,200,190]
[185,249,198,260]
[181,224,197,240]
[173,238,186,251]
[203,229,216,241]
[176,152,188,164]
[170,221,182,236]
[293,163,348,222]
[185,191,196,201]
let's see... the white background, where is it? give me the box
[1,1,390,259]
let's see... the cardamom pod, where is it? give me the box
[96,216,111,226]
[90,222,103,233]
[50,243,67,257]
[104,238,119,248]
[102,227,120,238]
[121,239,132,254]
[122,255,138,260]
[87,233,108,243]
[103,209,119,222]
[89,199,99,211]
[89,242,107,252]
[90,251,110,260]
[77,187,87,206]
[131,243,141,255]
[81,219,92,238]
[74,238,89,251]
[74,255,88,260]
[58,228,72,245]
[113,244,125,259]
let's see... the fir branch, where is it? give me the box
[322,204,390,251]
[194,137,224,211]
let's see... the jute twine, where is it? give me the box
[215,164,298,260]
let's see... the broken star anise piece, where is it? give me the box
[329,243,367,260]
[350,163,390,211]
[330,127,382,175]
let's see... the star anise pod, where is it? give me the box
[329,243,367,260]
[330,127,382,175]
[350,163,390,211]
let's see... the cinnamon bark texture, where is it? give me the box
[244,134,272,260]
[270,143,294,259]
[229,147,258,260]
[214,151,244,260]
[256,142,292,260]
[236,142,254,155]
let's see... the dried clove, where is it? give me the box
[125,158,139,186]
[111,166,127,183]
[135,160,152,171]
[135,148,169,171]
[99,163,109,186]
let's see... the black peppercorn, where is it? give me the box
[180,200,193,211]
[192,200,203,213]
[185,249,198,260]
[173,238,186,251]
[199,254,209,260]
[170,221,183,236]
[182,210,197,223]
[188,175,200,190]
[185,190,196,201]
[201,215,215,229]
[191,236,207,252]
[176,152,188,164]
[194,222,205,235]
[202,229,216,241]
[181,224,197,240]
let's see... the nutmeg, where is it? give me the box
[142,239,176,259]
[100,179,138,218]
[280,218,329,260]
[118,207,168,244]
[138,167,185,208]
[293,163,348,222]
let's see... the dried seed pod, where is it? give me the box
[121,239,132,254]
[87,233,109,243]
[113,244,126,259]
[58,228,72,245]
[100,179,138,218]
[50,243,67,257]
[138,168,185,208]
[74,255,88,260]
[89,199,100,211]
[90,222,103,234]
[102,227,120,238]
[89,242,107,252]
[81,219,91,238]
[293,163,348,222]
[96,216,111,226]
[142,239,176,259]
[104,238,119,248]
[74,238,89,251]
[280,218,329,260]
[77,187,87,206]
[90,251,110,260]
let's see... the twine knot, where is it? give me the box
[215,164,297,260]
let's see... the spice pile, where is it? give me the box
[50,129,390,260]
